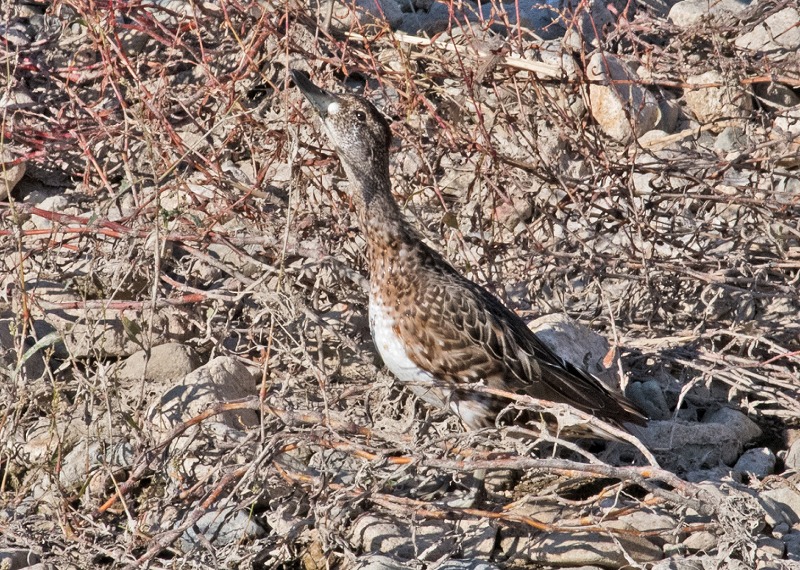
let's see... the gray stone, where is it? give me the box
[655,89,682,133]
[755,82,800,110]
[785,439,800,471]
[774,106,800,137]
[637,420,744,471]
[784,531,800,560]
[684,70,752,126]
[349,514,495,562]
[627,379,670,420]
[704,407,762,444]
[27,195,70,229]
[529,313,621,393]
[179,505,266,551]
[560,0,614,50]
[760,485,800,526]
[0,150,26,201]
[772,522,790,538]
[733,447,776,479]
[668,0,752,27]
[436,562,501,570]
[59,439,134,493]
[756,536,785,561]
[117,343,200,384]
[735,8,800,53]
[148,356,259,435]
[500,529,661,566]
[586,53,660,142]
[618,511,676,532]
[0,549,41,570]
[772,105,800,167]
[682,530,718,553]
[715,126,748,154]
[352,556,408,570]
[0,318,48,382]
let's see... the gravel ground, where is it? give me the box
[1,0,799,568]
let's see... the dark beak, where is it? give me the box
[291,70,338,118]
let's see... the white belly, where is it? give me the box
[369,296,433,385]
[368,295,464,419]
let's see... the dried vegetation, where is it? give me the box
[1,0,799,568]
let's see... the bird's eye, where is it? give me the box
[354,111,367,122]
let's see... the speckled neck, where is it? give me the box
[339,158,417,265]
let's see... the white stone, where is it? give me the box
[586,53,660,143]
[735,8,800,52]
[683,530,718,553]
[684,70,752,125]
[668,0,752,27]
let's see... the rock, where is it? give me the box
[179,505,266,551]
[494,196,533,231]
[350,513,495,562]
[560,0,614,50]
[435,562,501,570]
[682,530,718,553]
[618,511,676,533]
[586,53,660,142]
[715,126,748,154]
[0,549,41,570]
[352,556,408,570]
[627,379,671,420]
[27,195,71,229]
[117,343,200,384]
[668,0,752,27]
[637,420,744,471]
[733,447,776,479]
[58,439,134,496]
[500,529,661,566]
[760,484,800,526]
[655,89,681,133]
[704,407,762,444]
[755,82,800,110]
[12,278,191,359]
[774,106,800,137]
[772,105,800,167]
[772,522,790,538]
[0,318,48,382]
[353,556,501,570]
[529,313,622,392]
[756,536,785,562]
[0,150,26,200]
[735,8,800,53]
[317,0,405,33]
[785,439,800,471]
[684,70,752,126]
[784,532,800,560]
[206,241,262,279]
[148,356,259,435]
[0,20,32,48]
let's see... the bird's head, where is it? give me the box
[292,70,392,177]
